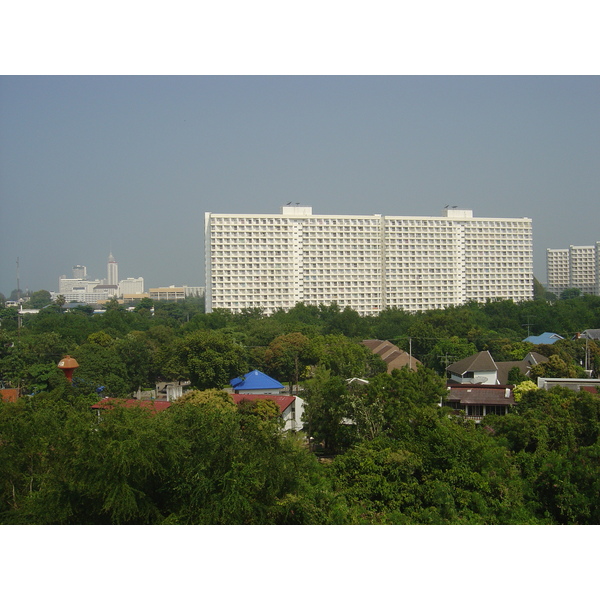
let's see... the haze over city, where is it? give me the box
[1,75,598,297]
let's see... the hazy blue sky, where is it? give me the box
[1,76,598,296]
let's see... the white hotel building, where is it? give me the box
[547,243,599,296]
[205,206,533,315]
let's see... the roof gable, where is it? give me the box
[581,329,600,340]
[361,339,421,372]
[447,351,497,376]
[523,332,564,345]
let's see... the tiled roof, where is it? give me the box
[580,329,600,340]
[90,398,171,413]
[495,361,527,385]
[0,388,19,402]
[361,339,421,372]
[447,351,497,376]
[230,394,295,412]
[230,369,284,391]
[526,352,549,365]
[581,386,599,395]
[447,385,515,405]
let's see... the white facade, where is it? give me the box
[118,277,145,296]
[569,245,596,295]
[205,207,533,315]
[59,277,104,295]
[547,244,599,296]
[597,242,600,296]
[184,286,205,297]
[546,248,569,296]
[107,253,118,286]
[149,286,186,301]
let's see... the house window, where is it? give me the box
[467,405,484,417]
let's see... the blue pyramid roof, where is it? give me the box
[230,370,284,391]
[523,332,564,345]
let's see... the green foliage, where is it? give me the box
[424,336,478,373]
[560,288,582,300]
[264,332,319,392]
[24,290,52,309]
[3,294,600,524]
[164,330,247,390]
[314,334,387,379]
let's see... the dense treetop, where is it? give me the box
[1,293,599,524]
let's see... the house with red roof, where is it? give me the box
[230,393,304,431]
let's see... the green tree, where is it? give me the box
[302,369,356,452]
[54,295,66,311]
[25,290,52,309]
[425,336,478,373]
[264,332,320,393]
[164,330,247,390]
[315,334,386,379]
[560,288,582,300]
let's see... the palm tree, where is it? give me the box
[55,295,66,312]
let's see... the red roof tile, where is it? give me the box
[230,394,295,412]
[0,389,19,402]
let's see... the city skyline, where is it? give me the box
[1,76,599,297]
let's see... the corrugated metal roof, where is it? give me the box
[230,370,284,391]
[523,332,564,345]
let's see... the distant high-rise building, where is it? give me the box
[72,265,87,279]
[205,206,533,315]
[546,249,569,296]
[118,277,145,296]
[547,244,599,296]
[107,253,118,286]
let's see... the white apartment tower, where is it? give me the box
[205,207,533,315]
[569,246,596,295]
[107,252,118,286]
[546,248,570,296]
[547,244,599,296]
[597,242,600,296]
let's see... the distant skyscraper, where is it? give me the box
[547,244,599,296]
[107,252,118,286]
[72,265,87,279]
